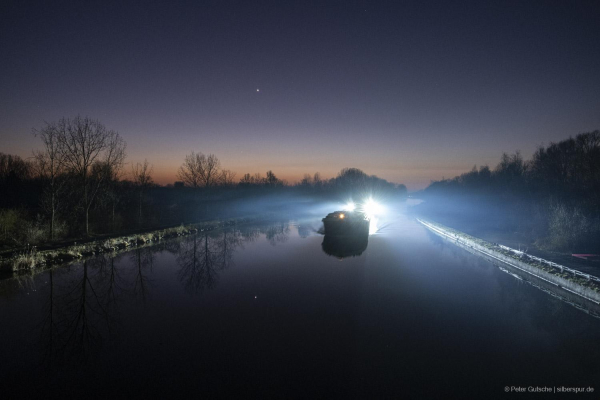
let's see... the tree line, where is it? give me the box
[0,116,407,249]
[420,130,600,251]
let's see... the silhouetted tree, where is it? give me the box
[421,131,600,251]
[102,178,126,231]
[300,174,313,186]
[131,159,154,225]
[265,170,283,186]
[313,172,322,188]
[530,130,600,209]
[33,121,68,240]
[56,116,126,235]
[219,169,237,186]
[0,152,31,181]
[396,184,408,197]
[239,173,253,185]
[178,152,221,188]
[0,153,33,209]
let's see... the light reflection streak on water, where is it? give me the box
[2,215,600,398]
[368,215,379,234]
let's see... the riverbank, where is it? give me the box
[410,203,600,279]
[0,214,280,277]
[418,218,600,304]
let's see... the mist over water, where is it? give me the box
[1,207,599,398]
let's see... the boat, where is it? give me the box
[321,211,369,236]
[321,231,368,258]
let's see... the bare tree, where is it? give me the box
[313,172,322,188]
[177,152,222,188]
[57,116,126,235]
[178,152,203,188]
[102,178,125,232]
[203,154,222,187]
[300,173,313,187]
[0,152,32,181]
[240,173,252,185]
[219,169,236,186]
[253,172,264,185]
[131,159,154,225]
[33,121,67,240]
[266,170,282,186]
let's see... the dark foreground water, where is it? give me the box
[1,211,599,399]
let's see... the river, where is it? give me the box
[1,206,599,398]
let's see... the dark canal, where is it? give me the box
[1,209,599,398]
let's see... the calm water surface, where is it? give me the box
[1,211,599,398]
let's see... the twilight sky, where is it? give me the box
[1,0,599,189]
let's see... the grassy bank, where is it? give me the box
[418,218,600,298]
[0,214,276,276]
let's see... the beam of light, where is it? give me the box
[369,217,379,235]
[339,213,345,219]
[363,198,383,217]
[343,202,356,212]
[360,198,384,234]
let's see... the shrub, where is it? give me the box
[22,215,47,245]
[0,209,23,242]
[546,202,596,251]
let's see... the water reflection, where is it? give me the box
[176,229,242,294]
[96,252,126,307]
[297,223,311,238]
[320,214,370,258]
[40,257,120,365]
[321,233,369,259]
[38,269,58,368]
[1,216,600,397]
[263,222,290,245]
[423,222,600,320]
[29,222,292,370]
[34,247,159,367]
[131,247,155,303]
[230,222,291,245]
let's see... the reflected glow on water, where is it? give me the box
[0,213,599,398]
[368,216,379,234]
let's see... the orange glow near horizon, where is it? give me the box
[149,164,469,191]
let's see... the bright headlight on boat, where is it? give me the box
[343,202,356,212]
[363,198,383,216]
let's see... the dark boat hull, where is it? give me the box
[321,232,368,258]
[322,217,369,236]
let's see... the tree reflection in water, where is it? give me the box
[41,258,118,364]
[177,229,242,294]
[235,222,290,246]
[297,223,311,238]
[33,221,291,367]
[131,247,155,304]
[38,269,59,368]
[239,226,261,243]
[263,222,290,245]
[37,249,156,366]
[176,222,289,293]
